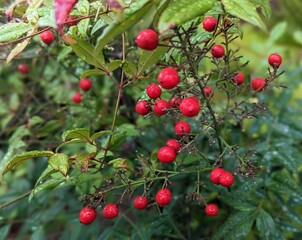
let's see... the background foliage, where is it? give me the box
[0,0,302,239]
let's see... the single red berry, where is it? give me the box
[204,86,214,98]
[18,64,29,74]
[155,188,172,207]
[219,171,234,187]
[174,121,191,137]
[166,139,180,153]
[268,53,282,69]
[179,97,200,117]
[169,97,182,108]
[251,78,266,91]
[79,207,97,225]
[153,99,170,116]
[135,101,151,115]
[72,92,82,103]
[158,146,176,163]
[203,16,217,32]
[102,203,119,219]
[65,16,79,27]
[133,195,148,210]
[79,78,92,91]
[135,29,159,51]
[205,204,219,216]
[211,44,225,58]
[158,67,180,89]
[209,168,225,185]
[40,30,55,45]
[233,72,245,85]
[146,83,162,99]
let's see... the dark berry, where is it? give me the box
[135,29,159,51]
[158,67,180,89]
[65,16,79,27]
[169,97,182,108]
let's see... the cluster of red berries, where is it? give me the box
[72,78,93,104]
[79,188,172,225]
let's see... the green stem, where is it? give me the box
[0,190,31,209]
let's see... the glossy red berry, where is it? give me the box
[268,53,282,68]
[205,204,219,216]
[135,29,159,51]
[133,195,148,210]
[209,168,225,185]
[158,146,176,163]
[102,203,119,219]
[166,139,180,153]
[79,207,97,225]
[158,67,180,89]
[146,83,162,99]
[204,86,214,98]
[174,121,191,137]
[79,78,92,91]
[179,97,200,117]
[18,64,29,74]
[40,30,55,45]
[233,72,245,85]
[153,99,170,115]
[169,97,182,108]
[135,101,151,115]
[72,92,82,103]
[219,171,234,187]
[155,188,172,207]
[211,44,225,58]
[251,78,266,91]
[203,16,217,32]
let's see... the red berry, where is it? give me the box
[135,100,151,115]
[155,188,172,207]
[251,78,266,91]
[153,99,170,116]
[79,207,97,225]
[179,97,200,117]
[135,29,159,51]
[209,167,225,185]
[18,64,29,74]
[158,67,180,89]
[79,78,92,91]
[205,204,219,216]
[233,72,245,85]
[174,121,191,137]
[268,53,282,68]
[133,195,148,210]
[158,146,176,163]
[203,16,217,32]
[72,92,82,103]
[166,139,180,153]
[204,86,214,98]
[169,97,182,108]
[40,30,55,45]
[65,16,79,27]
[211,44,225,58]
[219,171,234,187]
[102,203,119,219]
[146,83,162,99]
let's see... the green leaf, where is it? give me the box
[70,38,106,70]
[2,151,54,176]
[249,0,272,18]
[293,31,302,45]
[218,192,258,211]
[62,128,90,141]
[48,153,70,176]
[94,0,155,55]
[91,14,115,35]
[212,211,257,240]
[152,0,172,31]
[221,0,266,30]
[157,0,215,33]
[138,46,167,75]
[0,23,33,42]
[0,225,10,240]
[75,153,96,172]
[108,131,127,150]
[80,69,107,78]
[90,130,111,141]
[256,209,275,240]
[267,22,287,46]
[33,165,56,188]
[108,60,123,72]
[122,61,138,77]
[56,139,88,152]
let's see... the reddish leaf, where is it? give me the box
[54,0,78,35]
